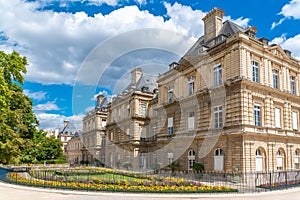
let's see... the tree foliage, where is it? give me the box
[0,50,64,164]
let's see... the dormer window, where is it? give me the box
[215,35,227,44]
[245,26,257,38]
[169,62,178,69]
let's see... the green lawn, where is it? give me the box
[66,173,148,182]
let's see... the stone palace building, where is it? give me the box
[82,8,300,173]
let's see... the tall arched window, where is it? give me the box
[255,148,265,171]
[214,148,224,171]
[294,149,299,169]
[276,149,285,171]
[188,150,195,170]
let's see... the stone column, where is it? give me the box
[267,142,275,172]
[286,144,294,170]
[244,141,255,172]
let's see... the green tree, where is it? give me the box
[0,50,64,164]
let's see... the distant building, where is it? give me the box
[66,132,83,165]
[81,94,108,165]
[105,68,158,169]
[44,129,59,138]
[57,120,78,153]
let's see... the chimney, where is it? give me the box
[97,94,104,106]
[131,67,142,84]
[63,120,69,128]
[202,8,224,43]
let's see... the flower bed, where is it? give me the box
[258,180,300,189]
[6,168,238,193]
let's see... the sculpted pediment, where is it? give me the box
[268,45,289,60]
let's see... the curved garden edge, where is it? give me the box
[2,179,300,199]
[4,168,238,194]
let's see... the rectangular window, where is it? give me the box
[188,112,195,130]
[273,69,278,89]
[252,61,259,83]
[101,136,106,147]
[213,64,222,86]
[140,103,146,117]
[168,86,173,103]
[293,112,298,130]
[168,152,174,164]
[101,119,106,128]
[110,132,114,141]
[275,108,281,128]
[127,104,130,116]
[254,105,261,126]
[188,76,194,95]
[168,117,174,135]
[290,76,295,94]
[152,126,157,140]
[126,128,130,141]
[214,106,223,128]
[295,154,299,169]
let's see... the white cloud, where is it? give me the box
[36,112,84,130]
[34,0,120,7]
[23,89,47,101]
[270,34,287,46]
[34,101,60,111]
[0,0,250,86]
[85,106,95,113]
[271,0,300,29]
[225,16,250,29]
[271,34,300,59]
[280,0,300,19]
[271,18,286,30]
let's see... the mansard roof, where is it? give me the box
[119,72,157,96]
[184,20,246,56]
[60,121,77,135]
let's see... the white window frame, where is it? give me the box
[214,105,223,128]
[126,128,130,141]
[168,86,173,103]
[168,152,174,164]
[188,112,195,130]
[214,148,224,171]
[168,117,174,135]
[252,61,259,83]
[275,108,281,128]
[294,150,299,169]
[127,104,130,116]
[256,149,263,171]
[273,69,278,89]
[101,119,106,128]
[290,76,295,94]
[188,76,195,95]
[140,102,147,117]
[276,150,284,171]
[188,150,196,170]
[292,111,298,130]
[140,153,146,168]
[254,104,261,126]
[213,64,222,86]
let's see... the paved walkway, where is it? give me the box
[1,181,300,200]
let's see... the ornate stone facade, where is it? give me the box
[103,8,300,173]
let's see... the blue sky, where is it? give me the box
[1,0,300,130]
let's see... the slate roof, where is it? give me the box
[60,121,77,134]
[119,72,157,96]
[95,97,109,111]
[184,20,246,56]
